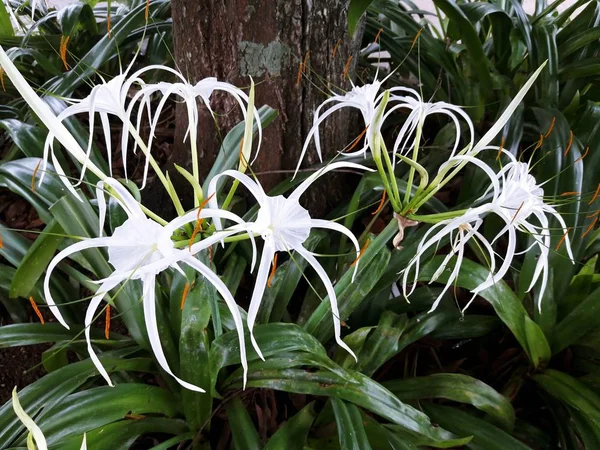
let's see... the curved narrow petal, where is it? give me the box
[12,388,47,450]
[100,112,113,176]
[295,245,357,361]
[246,242,274,361]
[289,162,373,203]
[142,274,205,392]
[442,155,501,202]
[183,256,249,388]
[309,219,360,280]
[207,170,267,230]
[44,237,124,328]
[96,178,145,222]
[84,278,121,387]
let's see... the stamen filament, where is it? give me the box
[510,201,525,225]
[410,28,423,50]
[29,297,44,324]
[189,193,215,251]
[534,133,544,150]
[267,254,278,287]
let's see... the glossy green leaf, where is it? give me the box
[227,397,262,450]
[209,323,329,396]
[179,269,213,431]
[227,363,470,447]
[264,402,316,450]
[0,120,45,157]
[331,398,372,450]
[0,323,129,347]
[304,226,392,343]
[553,285,600,353]
[10,219,64,299]
[424,404,530,450]
[0,0,13,37]
[533,369,600,424]
[348,0,374,37]
[419,256,551,367]
[30,384,181,446]
[383,374,515,430]
[0,352,152,446]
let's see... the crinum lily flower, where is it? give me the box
[208,162,372,359]
[44,178,253,391]
[297,77,474,174]
[12,387,87,450]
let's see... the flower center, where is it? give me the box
[254,195,312,252]
[108,217,175,276]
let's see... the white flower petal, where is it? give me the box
[12,388,47,450]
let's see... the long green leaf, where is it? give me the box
[331,398,372,450]
[383,374,515,430]
[227,397,262,450]
[264,403,316,450]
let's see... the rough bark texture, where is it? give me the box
[156,0,363,216]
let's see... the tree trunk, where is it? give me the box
[156,0,364,215]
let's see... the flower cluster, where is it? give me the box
[0,41,570,394]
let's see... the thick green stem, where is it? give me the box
[190,133,200,208]
[403,123,422,205]
[380,139,401,208]
[374,155,401,212]
[406,209,469,224]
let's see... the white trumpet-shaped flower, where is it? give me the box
[208,162,372,359]
[402,157,574,312]
[44,178,253,391]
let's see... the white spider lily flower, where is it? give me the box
[0,45,107,198]
[402,159,574,313]
[387,91,474,164]
[43,178,252,391]
[297,79,474,174]
[126,76,263,183]
[41,65,182,188]
[208,162,372,360]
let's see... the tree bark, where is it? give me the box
[156,0,364,216]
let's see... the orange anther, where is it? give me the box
[332,39,341,58]
[582,217,598,238]
[189,193,215,251]
[587,210,600,218]
[410,28,423,50]
[345,126,368,153]
[0,67,5,92]
[496,136,505,160]
[374,28,383,44]
[588,183,600,205]
[31,159,42,192]
[29,297,44,325]
[534,133,544,150]
[296,61,303,86]
[575,146,589,163]
[560,191,580,196]
[267,253,278,287]
[145,0,150,20]
[544,117,556,138]
[0,233,3,248]
[180,282,190,310]
[107,10,112,37]
[59,35,70,70]
[351,239,370,267]
[564,131,574,157]
[372,190,386,215]
[342,55,353,79]
[104,304,111,339]
[555,227,571,251]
